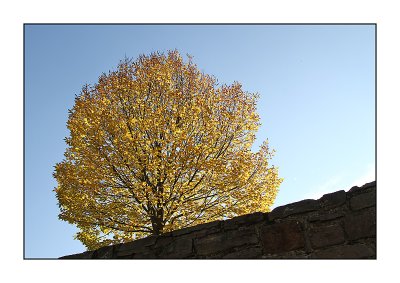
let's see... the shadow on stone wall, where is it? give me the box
[60,181,376,259]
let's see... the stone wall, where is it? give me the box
[60,181,376,259]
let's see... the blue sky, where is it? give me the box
[24,24,375,258]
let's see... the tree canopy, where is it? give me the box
[54,50,282,250]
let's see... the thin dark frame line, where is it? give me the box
[374,23,377,259]
[23,24,26,259]
[23,23,377,26]
[23,23,378,259]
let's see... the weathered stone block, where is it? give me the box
[222,247,263,259]
[350,191,376,211]
[348,181,376,194]
[195,226,258,256]
[362,181,376,189]
[136,235,158,246]
[319,190,346,209]
[116,246,143,258]
[223,212,265,230]
[132,251,157,259]
[93,245,114,259]
[309,223,345,249]
[116,254,134,259]
[116,236,157,257]
[158,236,193,258]
[268,199,320,221]
[308,210,344,222]
[261,220,305,254]
[311,244,375,259]
[348,185,361,194]
[154,235,174,249]
[344,208,376,240]
[172,220,222,237]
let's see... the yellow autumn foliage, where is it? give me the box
[54,50,282,250]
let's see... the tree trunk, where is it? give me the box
[151,209,164,235]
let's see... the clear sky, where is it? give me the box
[24,24,375,258]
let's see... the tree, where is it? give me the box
[54,50,282,250]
